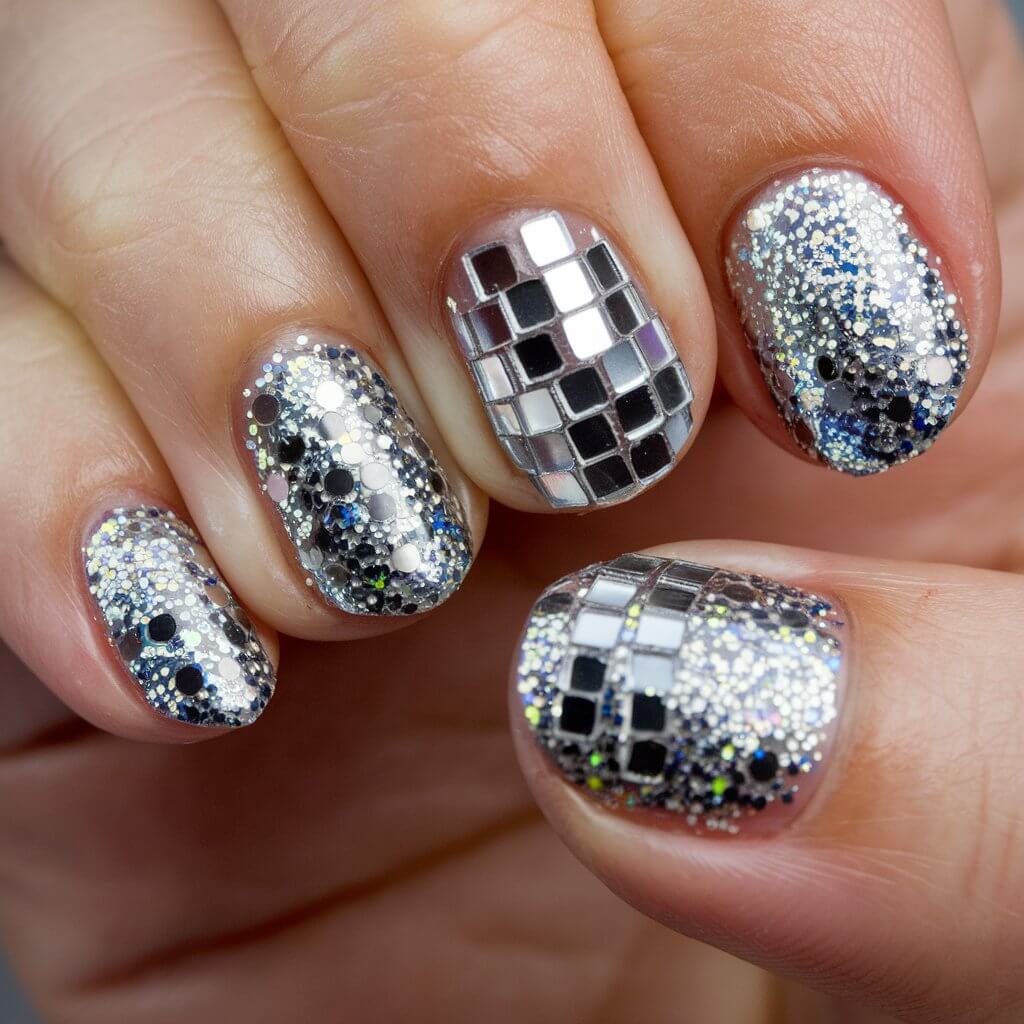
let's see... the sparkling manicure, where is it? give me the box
[726,168,968,475]
[446,209,694,508]
[243,332,472,615]
[516,555,844,833]
[84,506,274,727]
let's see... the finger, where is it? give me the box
[219,0,716,511]
[0,0,480,637]
[0,254,276,740]
[597,0,999,476]
[511,543,1023,1021]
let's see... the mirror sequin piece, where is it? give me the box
[726,168,969,474]
[84,506,274,727]
[516,556,844,833]
[243,336,472,615]
[448,211,694,508]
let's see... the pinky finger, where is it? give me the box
[0,255,277,741]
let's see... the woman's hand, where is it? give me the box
[0,0,1020,1020]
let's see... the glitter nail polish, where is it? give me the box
[516,554,844,833]
[242,331,472,615]
[446,209,694,508]
[84,506,274,727]
[726,168,968,475]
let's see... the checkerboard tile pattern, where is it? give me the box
[516,555,844,832]
[448,211,693,507]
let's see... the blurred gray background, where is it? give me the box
[0,2,1021,1021]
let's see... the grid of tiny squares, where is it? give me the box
[452,212,693,507]
[547,554,718,783]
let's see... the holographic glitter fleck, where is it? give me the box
[243,333,472,615]
[84,506,274,727]
[516,555,844,833]
[446,209,693,508]
[726,168,968,474]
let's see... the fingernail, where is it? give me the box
[726,168,968,475]
[84,505,275,728]
[446,209,694,508]
[516,554,844,833]
[242,331,472,615]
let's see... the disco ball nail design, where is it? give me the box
[726,168,968,475]
[84,506,274,727]
[243,333,472,615]
[447,210,693,508]
[516,554,844,833]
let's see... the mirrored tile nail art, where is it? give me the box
[726,168,969,475]
[447,210,694,508]
[516,555,844,833]
[243,334,472,615]
[84,506,274,727]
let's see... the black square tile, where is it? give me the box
[560,695,596,736]
[570,655,606,693]
[615,387,658,433]
[584,455,633,498]
[646,583,695,614]
[506,279,555,329]
[559,367,607,415]
[568,415,617,461]
[607,554,663,576]
[514,333,562,380]
[654,365,688,412]
[605,287,641,335]
[586,243,622,290]
[627,739,667,778]
[662,561,716,587]
[470,245,517,295]
[630,433,672,479]
[631,694,666,732]
[467,302,511,349]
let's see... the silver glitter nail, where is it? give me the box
[243,334,472,615]
[446,210,693,508]
[726,168,968,475]
[516,555,844,833]
[84,506,274,727]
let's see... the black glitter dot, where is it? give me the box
[175,665,204,696]
[886,395,913,423]
[816,355,838,381]
[324,468,355,497]
[278,436,305,464]
[430,472,446,494]
[146,614,176,643]
[749,750,779,782]
[251,394,280,425]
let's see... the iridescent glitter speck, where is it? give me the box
[84,506,274,727]
[516,555,843,833]
[726,168,968,474]
[243,332,472,615]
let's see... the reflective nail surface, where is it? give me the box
[243,332,472,615]
[84,506,274,727]
[447,209,694,508]
[516,554,844,833]
[726,168,968,475]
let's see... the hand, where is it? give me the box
[0,1,1020,1021]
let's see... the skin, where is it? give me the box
[0,1,1020,1022]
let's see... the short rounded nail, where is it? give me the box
[445,208,694,508]
[726,167,968,475]
[84,505,275,728]
[515,554,845,834]
[241,329,472,616]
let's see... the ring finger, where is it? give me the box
[0,0,482,638]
